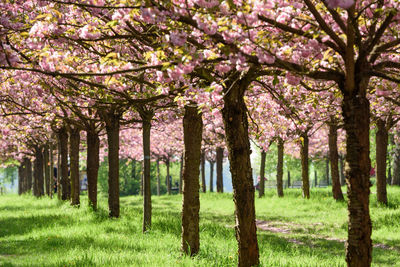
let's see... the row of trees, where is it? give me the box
[1,0,400,266]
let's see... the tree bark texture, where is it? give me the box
[70,128,81,206]
[342,90,372,267]
[221,75,259,266]
[18,163,24,195]
[216,147,224,193]
[376,119,388,205]
[259,150,266,198]
[300,133,310,199]
[59,127,70,201]
[276,139,284,197]
[86,130,100,210]
[201,151,206,193]
[34,146,44,197]
[209,161,214,192]
[105,112,120,218]
[329,124,344,201]
[142,116,152,232]
[181,105,203,256]
[43,145,51,196]
[24,157,32,193]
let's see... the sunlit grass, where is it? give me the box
[0,186,399,266]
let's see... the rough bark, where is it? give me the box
[34,146,44,197]
[142,116,152,232]
[59,127,70,201]
[300,133,310,199]
[105,112,120,218]
[376,119,388,205]
[329,124,344,201]
[259,150,266,198]
[221,75,259,266]
[86,130,99,210]
[70,128,81,206]
[181,105,203,256]
[276,139,284,197]
[342,89,372,267]
[209,161,214,192]
[201,151,206,193]
[43,145,50,196]
[216,147,224,193]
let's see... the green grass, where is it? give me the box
[0,186,399,266]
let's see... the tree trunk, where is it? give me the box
[342,90,372,266]
[140,163,143,196]
[56,139,61,199]
[59,127,70,201]
[50,144,54,198]
[276,139,284,197]
[156,159,160,196]
[376,119,388,205]
[329,123,344,201]
[179,154,183,194]
[216,147,224,193]
[86,130,99,210]
[18,163,24,195]
[43,145,50,196]
[181,105,203,256]
[209,161,214,192]
[26,158,33,193]
[314,170,318,188]
[34,146,44,197]
[105,112,120,218]
[70,128,81,206]
[166,157,171,195]
[142,116,152,232]
[287,171,291,188]
[339,154,346,186]
[259,150,266,198]
[221,75,259,266]
[201,151,206,193]
[300,133,310,199]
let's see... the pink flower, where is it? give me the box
[326,0,354,9]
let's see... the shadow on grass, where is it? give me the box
[0,214,70,238]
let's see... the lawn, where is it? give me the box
[0,186,399,266]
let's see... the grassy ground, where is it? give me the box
[0,186,399,266]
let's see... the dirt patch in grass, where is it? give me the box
[256,219,400,252]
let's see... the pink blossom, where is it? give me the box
[326,0,354,9]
